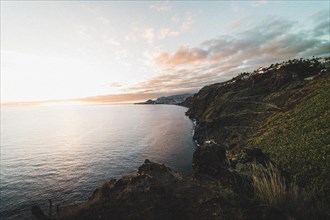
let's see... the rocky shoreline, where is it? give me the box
[35,144,275,220]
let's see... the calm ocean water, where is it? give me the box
[0,104,195,219]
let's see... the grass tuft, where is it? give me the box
[251,162,298,208]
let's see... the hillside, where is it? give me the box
[247,74,330,195]
[187,58,330,211]
[186,57,330,203]
[187,58,329,149]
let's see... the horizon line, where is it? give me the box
[0,91,197,108]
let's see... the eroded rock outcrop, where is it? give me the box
[193,143,229,178]
[51,157,258,220]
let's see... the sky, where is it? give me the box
[1,0,329,104]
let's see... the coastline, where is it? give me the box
[32,58,330,220]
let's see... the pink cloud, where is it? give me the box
[156,46,208,66]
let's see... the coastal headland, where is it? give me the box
[33,57,330,220]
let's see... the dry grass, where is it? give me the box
[251,162,298,208]
[251,162,330,219]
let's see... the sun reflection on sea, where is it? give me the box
[42,101,95,107]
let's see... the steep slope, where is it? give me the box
[187,57,330,195]
[187,58,329,150]
[247,74,330,195]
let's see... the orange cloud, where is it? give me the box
[109,82,123,87]
[1,93,175,107]
[78,92,169,103]
[156,46,208,66]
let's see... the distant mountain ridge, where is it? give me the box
[136,93,194,105]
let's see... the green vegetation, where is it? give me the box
[248,75,330,195]
[186,58,330,218]
[187,58,329,150]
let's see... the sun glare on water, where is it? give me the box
[42,101,95,107]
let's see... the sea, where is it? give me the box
[0,104,195,219]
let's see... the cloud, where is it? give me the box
[180,13,194,32]
[123,65,233,95]
[251,0,268,7]
[4,92,170,105]
[125,33,137,41]
[104,37,120,46]
[127,12,194,44]
[142,28,155,43]
[96,16,111,25]
[156,46,208,66]
[149,2,171,12]
[158,28,180,39]
[157,18,329,67]
[230,2,246,13]
[109,82,122,88]
[75,25,91,40]
[126,16,329,95]
[78,92,167,103]
[310,10,330,37]
[130,26,180,44]
[171,13,195,33]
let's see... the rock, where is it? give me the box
[192,143,229,178]
[231,147,270,175]
[55,160,253,220]
[138,159,183,183]
[239,148,269,166]
[192,143,249,192]
[31,205,49,220]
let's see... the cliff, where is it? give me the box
[187,58,329,149]
[186,57,330,197]
[34,58,330,220]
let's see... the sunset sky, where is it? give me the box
[1,1,329,104]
